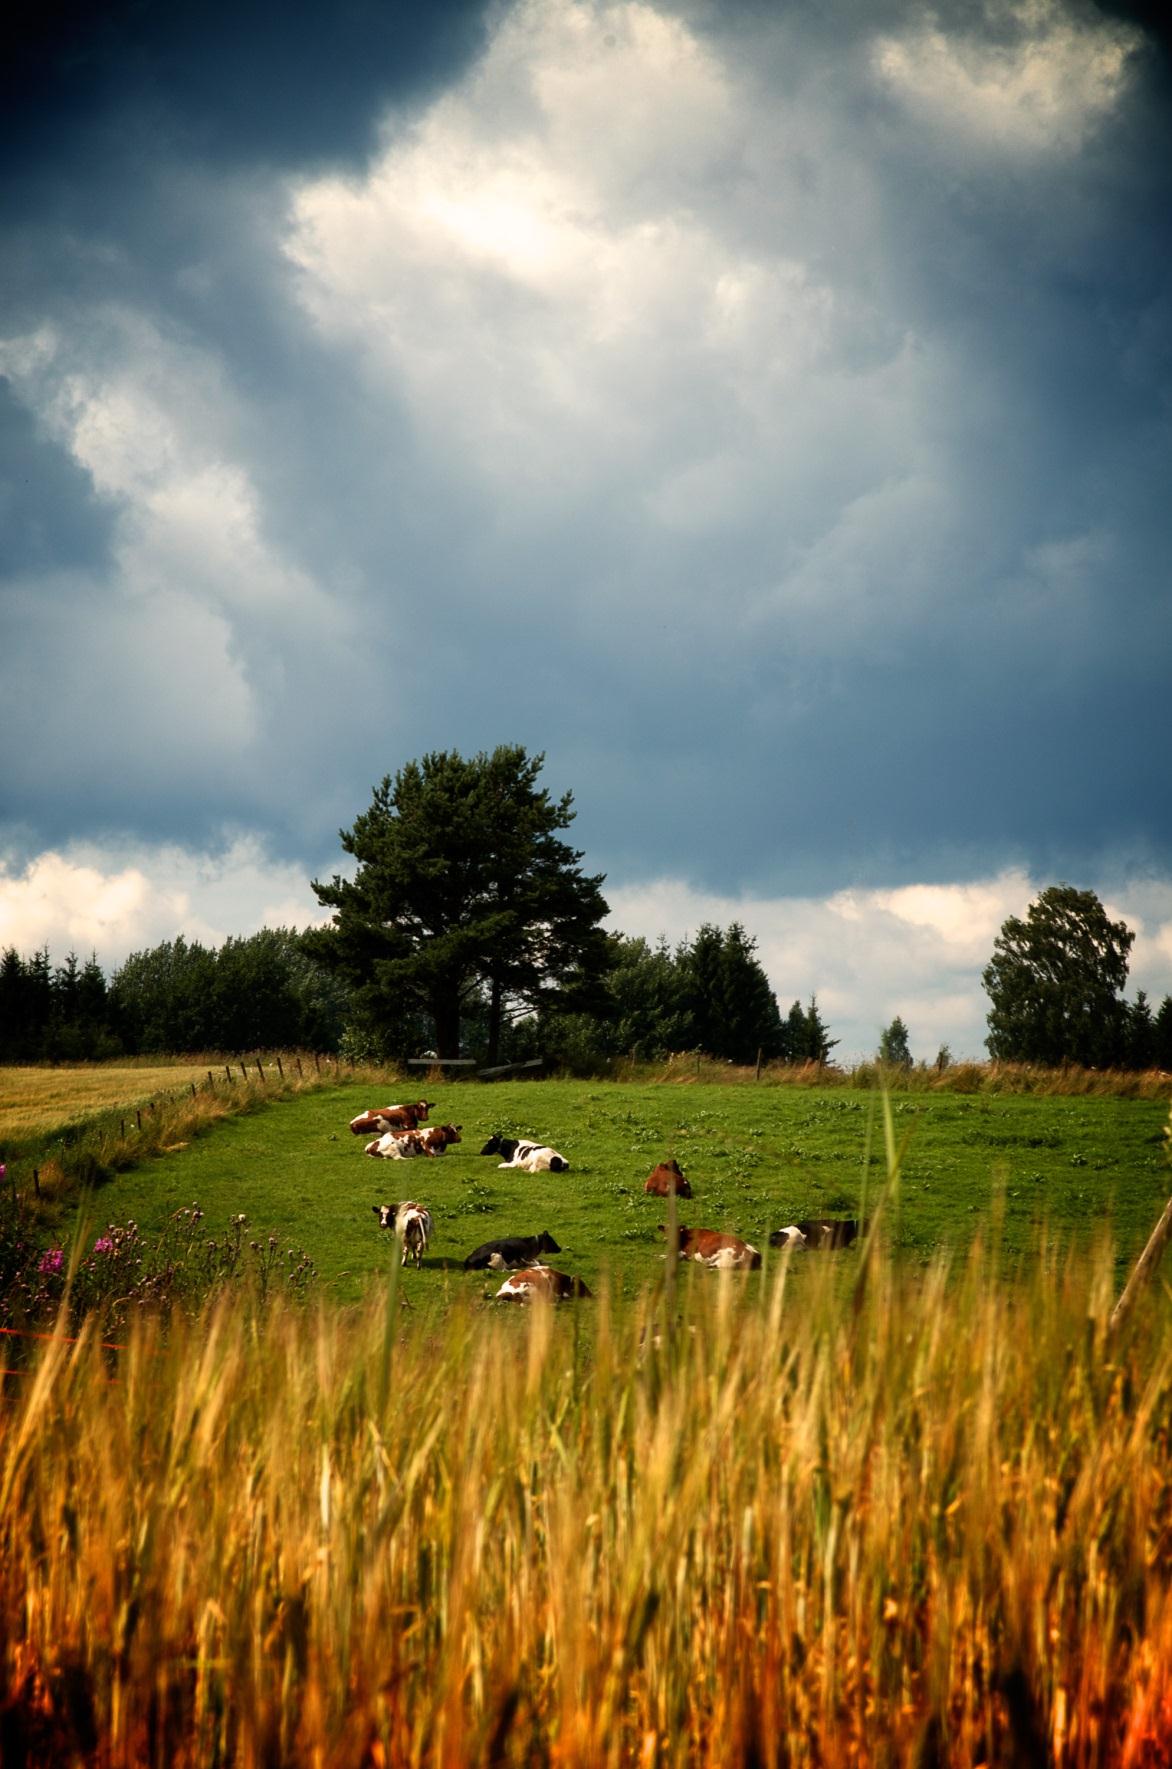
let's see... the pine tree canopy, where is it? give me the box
[304,746,612,1063]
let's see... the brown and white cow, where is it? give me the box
[644,1158,692,1199]
[493,1267,592,1302]
[660,1224,761,1270]
[364,1123,461,1159]
[350,1101,433,1136]
[372,1201,433,1267]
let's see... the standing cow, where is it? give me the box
[372,1201,433,1267]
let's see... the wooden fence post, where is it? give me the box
[275,1055,284,1079]
[136,1110,142,1130]
[33,1168,41,1198]
[1110,1194,1172,1336]
[208,1071,214,1090]
[755,1047,763,1081]
[256,1058,264,1081]
[296,1056,303,1078]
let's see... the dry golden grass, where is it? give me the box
[629,1053,1172,1100]
[0,1057,400,1227]
[0,1063,220,1139]
[3,1214,1172,1766]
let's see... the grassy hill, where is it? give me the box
[65,1077,1171,1306]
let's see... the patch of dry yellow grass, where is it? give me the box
[0,1064,216,1139]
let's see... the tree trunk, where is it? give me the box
[432,995,462,1060]
[486,977,504,1069]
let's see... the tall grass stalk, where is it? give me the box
[2,1240,1171,1762]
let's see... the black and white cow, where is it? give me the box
[479,1134,569,1173]
[769,1219,860,1250]
[463,1231,562,1272]
[372,1201,433,1266]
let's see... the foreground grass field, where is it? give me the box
[4,1073,1172,1762]
[67,1077,1172,1305]
[3,1230,1170,1765]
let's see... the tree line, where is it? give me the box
[0,930,351,1063]
[2,751,1169,1072]
[0,920,823,1071]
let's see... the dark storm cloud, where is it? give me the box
[2,0,1171,915]
[3,0,495,172]
[0,382,114,572]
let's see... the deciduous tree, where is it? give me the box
[983,885,1134,1067]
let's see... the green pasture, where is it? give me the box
[65,1078,1171,1307]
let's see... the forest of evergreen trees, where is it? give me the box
[0,931,351,1063]
[4,919,1168,1071]
[0,921,829,1069]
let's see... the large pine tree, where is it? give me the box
[677,922,784,1064]
[304,747,612,1063]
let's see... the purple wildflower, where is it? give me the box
[93,1236,115,1255]
[38,1248,65,1276]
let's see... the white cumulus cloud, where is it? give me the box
[607,866,1172,1062]
[0,838,332,968]
[872,0,1139,154]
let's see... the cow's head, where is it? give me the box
[537,1230,561,1255]
[657,1221,691,1252]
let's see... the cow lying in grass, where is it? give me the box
[493,1267,591,1301]
[350,1100,432,1135]
[365,1124,461,1159]
[463,1231,562,1271]
[661,1224,762,1270]
[644,1158,692,1198]
[770,1219,860,1250]
[479,1135,569,1173]
[372,1201,433,1267]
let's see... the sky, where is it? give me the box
[2,0,1171,1061]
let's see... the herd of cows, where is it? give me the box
[353,1098,861,1301]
